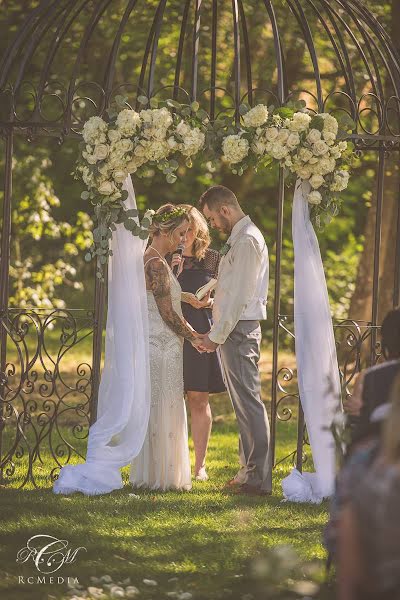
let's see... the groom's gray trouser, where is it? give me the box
[219,320,272,492]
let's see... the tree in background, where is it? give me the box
[7,153,92,310]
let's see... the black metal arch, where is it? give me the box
[1,0,400,488]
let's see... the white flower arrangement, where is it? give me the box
[220,102,354,227]
[76,95,354,274]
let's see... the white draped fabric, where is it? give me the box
[281,180,341,504]
[53,176,151,495]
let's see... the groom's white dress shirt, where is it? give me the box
[208,215,269,345]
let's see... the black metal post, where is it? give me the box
[270,168,285,467]
[370,146,385,365]
[393,172,400,308]
[0,128,13,481]
[90,264,107,426]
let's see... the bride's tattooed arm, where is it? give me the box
[145,258,197,341]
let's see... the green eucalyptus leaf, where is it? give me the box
[141,217,152,228]
[197,108,208,120]
[310,115,325,131]
[139,229,149,240]
[137,95,148,105]
[166,99,181,109]
[81,191,90,200]
[191,101,200,112]
[150,97,159,108]
[84,252,92,262]
[166,173,178,184]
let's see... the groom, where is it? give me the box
[198,185,271,496]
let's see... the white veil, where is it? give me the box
[53,176,150,495]
[281,180,341,503]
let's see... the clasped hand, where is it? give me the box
[190,333,218,354]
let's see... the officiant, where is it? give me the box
[168,205,225,482]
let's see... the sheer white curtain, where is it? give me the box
[281,179,341,503]
[53,176,150,495]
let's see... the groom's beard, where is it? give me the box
[218,215,231,234]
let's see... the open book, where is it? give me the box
[195,278,217,300]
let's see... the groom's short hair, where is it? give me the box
[198,185,240,211]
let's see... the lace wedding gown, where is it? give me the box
[130,255,192,491]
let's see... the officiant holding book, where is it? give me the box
[169,205,225,482]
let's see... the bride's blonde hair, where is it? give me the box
[149,204,189,240]
[179,204,210,260]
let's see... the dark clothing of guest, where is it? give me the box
[350,359,400,446]
[169,248,225,394]
[350,460,400,600]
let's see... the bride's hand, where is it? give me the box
[190,333,206,353]
[183,292,212,309]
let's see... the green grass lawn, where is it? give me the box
[0,333,331,600]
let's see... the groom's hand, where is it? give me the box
[198,334,218,353]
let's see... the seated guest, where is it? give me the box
[337,375,400,600]
[344,308,400,444]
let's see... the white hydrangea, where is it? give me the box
[309,174,325,189]
[81,166,94,187]
[140,107,173,141]
[330,170,350,192]
[269,144,289,160]
[116,109,141,136]
[321,113,339,136]
[307,190,322,205]
[180,127,205,157]
[142,140,170,162]
[82,116,108,145]
[222,135,249,164]
[289,112,312,132]
[242,104,269,128]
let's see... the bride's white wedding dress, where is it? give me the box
[130,253,192,491]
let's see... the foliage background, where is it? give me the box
[0,0,398,336]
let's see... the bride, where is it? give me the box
[53,178,201,496]
[130,204,204,491]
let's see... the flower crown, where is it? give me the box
[153,206,188,223]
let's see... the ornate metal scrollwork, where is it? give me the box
[0,308,94,488]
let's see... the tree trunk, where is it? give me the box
[349,0,400,324]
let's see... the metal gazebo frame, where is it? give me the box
[1,0,400,487]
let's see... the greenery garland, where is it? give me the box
[75,95,355,277]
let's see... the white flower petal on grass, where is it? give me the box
[143,579,158,586]
[125,587,140,598]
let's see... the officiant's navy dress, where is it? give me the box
[173,248,225,394]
